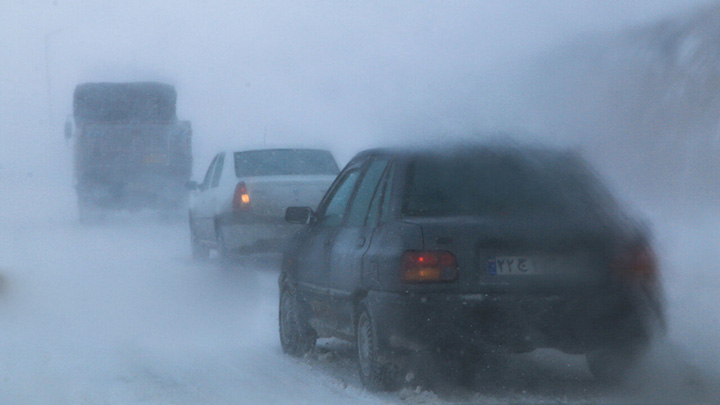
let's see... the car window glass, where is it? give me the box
[347,158,388,227]
[402,149,613,218]
[211,152,225,188]
[379,164,396,223]
[365,173,385,227]
[367,162,394,227]
[319,168,362,227]
[234,149,339,177]
[201,155,219,190]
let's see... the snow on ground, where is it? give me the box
[0,172,383,404]
[0,170,719,403]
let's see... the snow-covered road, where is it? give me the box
[0,216,384,403]
[1,174,719,403]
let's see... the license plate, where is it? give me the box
[488,255,582,276]
[488,256,539,275]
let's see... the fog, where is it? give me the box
[2,0,720,403]
[3,0,717,168]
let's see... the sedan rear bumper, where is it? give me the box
[365,287,660,357]
[222,213,302,253]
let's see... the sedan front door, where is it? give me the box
[295,161,366,332]
[327,157,390,336]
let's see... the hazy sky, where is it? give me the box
[1,0,715,172]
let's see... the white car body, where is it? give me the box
[188,148,339,258]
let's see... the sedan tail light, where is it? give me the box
[232,181,251,212]
[613,243,657,282]
[402,250,458,283]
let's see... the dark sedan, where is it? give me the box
[278,142,665,391]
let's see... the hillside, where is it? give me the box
[526,3,720,205]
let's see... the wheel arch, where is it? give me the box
[278,273,294,291]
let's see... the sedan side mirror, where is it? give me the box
[285,206,314,225]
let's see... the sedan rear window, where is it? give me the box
[402,149,614,218]
[234,149,339,177]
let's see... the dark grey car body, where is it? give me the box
[279,143,664,388]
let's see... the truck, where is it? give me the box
[65,82,192,219]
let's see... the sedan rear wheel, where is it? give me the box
[279,287,316,356]
[586,344,645,383]
[216,226,231,262]
[356,303,401,391]
[189,217,209,260]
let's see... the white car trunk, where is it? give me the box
[243,175,336,217]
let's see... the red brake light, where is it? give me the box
[613,243,657,282]
[402,250,458,283]
[233,182,251,211]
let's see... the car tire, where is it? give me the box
[586,344,645,383]
[216,225,232,262]
[189,216,209,260]
[279,287,316,356]
[356,303,401,391]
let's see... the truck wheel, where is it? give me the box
[356,302,401,391]
[78,203,91,224]
[279,287,316,356]
[77,195,95,224]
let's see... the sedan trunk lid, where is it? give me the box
[403,214,626,294]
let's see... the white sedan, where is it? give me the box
[187,148,339,259]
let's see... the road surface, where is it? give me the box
[0,173,718,403]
